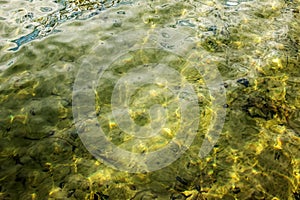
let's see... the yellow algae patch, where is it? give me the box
[273,136,283,150]
[271,58,283,69]
[109,121,117,129]
[162,127,173,138]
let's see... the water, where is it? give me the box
[0,0,300,199]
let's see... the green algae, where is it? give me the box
[0,0,299,199]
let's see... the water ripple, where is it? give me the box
[9,0,122,51]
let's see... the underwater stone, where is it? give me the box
[237,78,249,87]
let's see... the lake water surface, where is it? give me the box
[0,0,299,199]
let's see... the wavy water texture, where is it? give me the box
[3,0,122,51]
[0,0,299,199]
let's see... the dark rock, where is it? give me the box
[237,78,249,87]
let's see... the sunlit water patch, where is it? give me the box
[0,0,299,199]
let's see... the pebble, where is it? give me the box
[237,78,250,87]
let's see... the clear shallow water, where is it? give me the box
[0,0,300,199]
